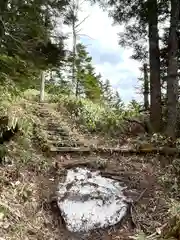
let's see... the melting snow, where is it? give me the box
[57,167,128,232]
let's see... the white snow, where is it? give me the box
[57,167,128,232]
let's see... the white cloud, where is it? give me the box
[60,1,141,103]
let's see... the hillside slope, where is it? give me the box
[0,98,178,240]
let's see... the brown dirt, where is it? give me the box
[35,151,169,240]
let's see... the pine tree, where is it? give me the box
[67,42,103,101]
[0,0,68,90]
[101,79,114,105]
[112,91,124,110]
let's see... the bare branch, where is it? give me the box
[75,15,90,29]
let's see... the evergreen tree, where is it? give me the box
[101,79,114,104]
[83,63,102,101]
[112,91,124,109]
[67,42,103,101]
[0,0,68,89]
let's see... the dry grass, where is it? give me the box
[0,100,59,240]
[0,154,56,239]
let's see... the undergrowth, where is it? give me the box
[21,89,142,137]
[49,93,140,136]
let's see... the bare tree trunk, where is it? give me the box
[72,23,78,96]
[143,63,149,111]
[70,0,78,96]
[148,0,162,132]
[40,71,45,102]
[67,0,89,97]
[166,0,179,139]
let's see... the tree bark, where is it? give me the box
[143,63,149,111]
[166,0,179,139]
[148,0,162,132]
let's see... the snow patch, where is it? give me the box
[57,167,128,232]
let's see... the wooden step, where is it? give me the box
[48,139,80,147]
[50,146,91,152]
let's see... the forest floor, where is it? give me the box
[0,100,179,240]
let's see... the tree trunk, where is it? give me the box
[0,0,8,45]
[148,0,162,132]
[143,63,149,111]
[166,0,179,139]
[40,71,45,102]
[72,19,77,96]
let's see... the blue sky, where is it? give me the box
[61,1,142,103]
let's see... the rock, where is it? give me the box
[57,167,128,232]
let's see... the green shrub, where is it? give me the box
[53,94,139,136]
[23,89,50,101]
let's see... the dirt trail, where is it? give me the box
[31,103,169,239]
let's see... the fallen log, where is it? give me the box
[100,170,137,183]
[100,170,136,178]
[50,146,91,152]
[50,145,180,156]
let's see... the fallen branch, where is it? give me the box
[134,188,147,203]
[146,222,168,239]
[100,170,135,176]
[100,170,137,181]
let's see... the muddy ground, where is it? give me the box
[36,151,170,240]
